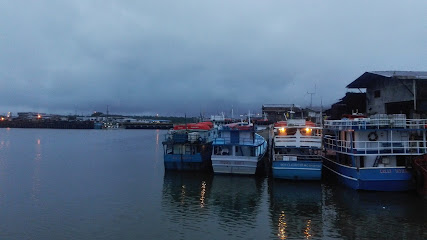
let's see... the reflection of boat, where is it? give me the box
[269,180,323,239]
[161,172,214,236]
[272,120,323,180]
[324,183,427,239]
[413,155,427,198]
[211,123,267,175]
[323,114,426,191]
[162,122,216,171]
[162,171,213,208]
[209,175,263,226]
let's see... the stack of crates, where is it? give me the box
[371,114,389,128]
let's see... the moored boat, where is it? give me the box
[162,122,216,171]
[272,119,323,180]
[323,114,427,191]
[211,122,267,175]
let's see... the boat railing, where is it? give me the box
[273,154,322,161]
[324,136,427,155]
[274,135,322,148]
[213,136,264,146]
[164,132,214,144]
[324,118,427,130]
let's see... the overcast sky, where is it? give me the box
[0,1,426,116]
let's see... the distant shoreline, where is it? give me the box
[0,121,174,130]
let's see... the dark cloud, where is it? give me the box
[1,1,426,116]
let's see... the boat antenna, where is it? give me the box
[307,84,316,108]
[248,110,251,125]
[231,105,234,120]
[320,97,324,127]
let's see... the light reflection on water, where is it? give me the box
[31,138,42,202]
[0,129,425,240]
[277,211,287,239]
[269,180,323,239]
[155,129,161,168]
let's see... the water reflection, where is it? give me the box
[278,211,287,239]
[324,185,427,239]
[31,138,42,202]
[155,130,161,168]
[0,139,9,205]
[209,175,264,235]
[200,181,206,208]
[269,180,323,239]
[163,171,213,207]
[155,129,160,153]
[161,173,265,238]
[161,171,213,237]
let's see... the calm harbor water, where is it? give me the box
[0,128,425,240]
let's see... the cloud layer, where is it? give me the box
[1,1,426,116]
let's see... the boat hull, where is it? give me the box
[323,157,414,191]
[211,156,262,175]
[272,160,322,180]
[164,153,212,171]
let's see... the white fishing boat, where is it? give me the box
[211,122,267,175]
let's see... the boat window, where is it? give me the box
[185,145,191,154]
[214,146,222,155]
[374,90,381,98]
[173,145,182,154]
[240,146,252,156]
[235,146,243,156]
[166,145,173,154]
[221,146,231,155]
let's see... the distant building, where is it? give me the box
[17,112,46,120]
[327,92,366,120]
[347,71,427,118]
[262,104,304,122]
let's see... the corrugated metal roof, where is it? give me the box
[347,71,427,88]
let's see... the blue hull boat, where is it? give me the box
[272,119,323,181]
[164,150,212,171]
[323,114,425,191]
[322,157,414,191]
[272,160,322,180]
[163,122,215,172]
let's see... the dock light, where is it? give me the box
[0,117,4,121]
[37,114,42,119]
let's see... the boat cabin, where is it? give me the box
[274,119,322,149]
